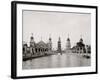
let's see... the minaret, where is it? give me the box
[66,34,71,53]
[57,37,62,53]
[30,33,35,55]
[30,33,35,47]
[49,36,52,51]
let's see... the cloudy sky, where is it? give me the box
[23,10,91,50]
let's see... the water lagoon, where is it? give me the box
[22,53,91,69]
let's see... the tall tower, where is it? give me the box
[48,34,52,51]
[30,33,35,54]
[48,36,52,51]
[66,34,71,53]
[30,33,35,47]
[57,37,62,53]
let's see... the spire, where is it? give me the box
[32,33,33,36]
[59,36,61,41]
[80,34,83,42]
[68,34,69,38]
[30,33,34,40]
[49,34,51,41]
[80,34,83,39]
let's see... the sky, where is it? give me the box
[23,10,91,50]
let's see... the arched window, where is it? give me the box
[39,48,40,52]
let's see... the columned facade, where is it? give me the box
[23,34,53,56]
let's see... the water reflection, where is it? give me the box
[22,53,91,69]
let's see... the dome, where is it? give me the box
[67,38,70,41]
[67,34,70,41]
[31,36,33,39]
[80,38,83,42]
[49,37,51,41]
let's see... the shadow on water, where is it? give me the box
[22,53,91,69]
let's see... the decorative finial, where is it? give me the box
[59,36,61,41]
[68,34,69,38]
[80,34,82,38]
[31,33,33,36]
[49,34,51,38]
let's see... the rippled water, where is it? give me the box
[22,53,91,69]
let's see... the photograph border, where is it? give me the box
[11,1,98,79]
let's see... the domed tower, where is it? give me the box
[66,34,71,53]
[77,35,85,53]
[30,33,35,54]
[30,33,35,47]
[48,36,52,51]
[57,37,62,53]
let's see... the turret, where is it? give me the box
[30,33,35,47]
[66,34,71,50]
[48,35,52,51]
[57,37,62,53]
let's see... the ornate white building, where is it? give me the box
[71,37,86,53]
[23,34,52,56]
